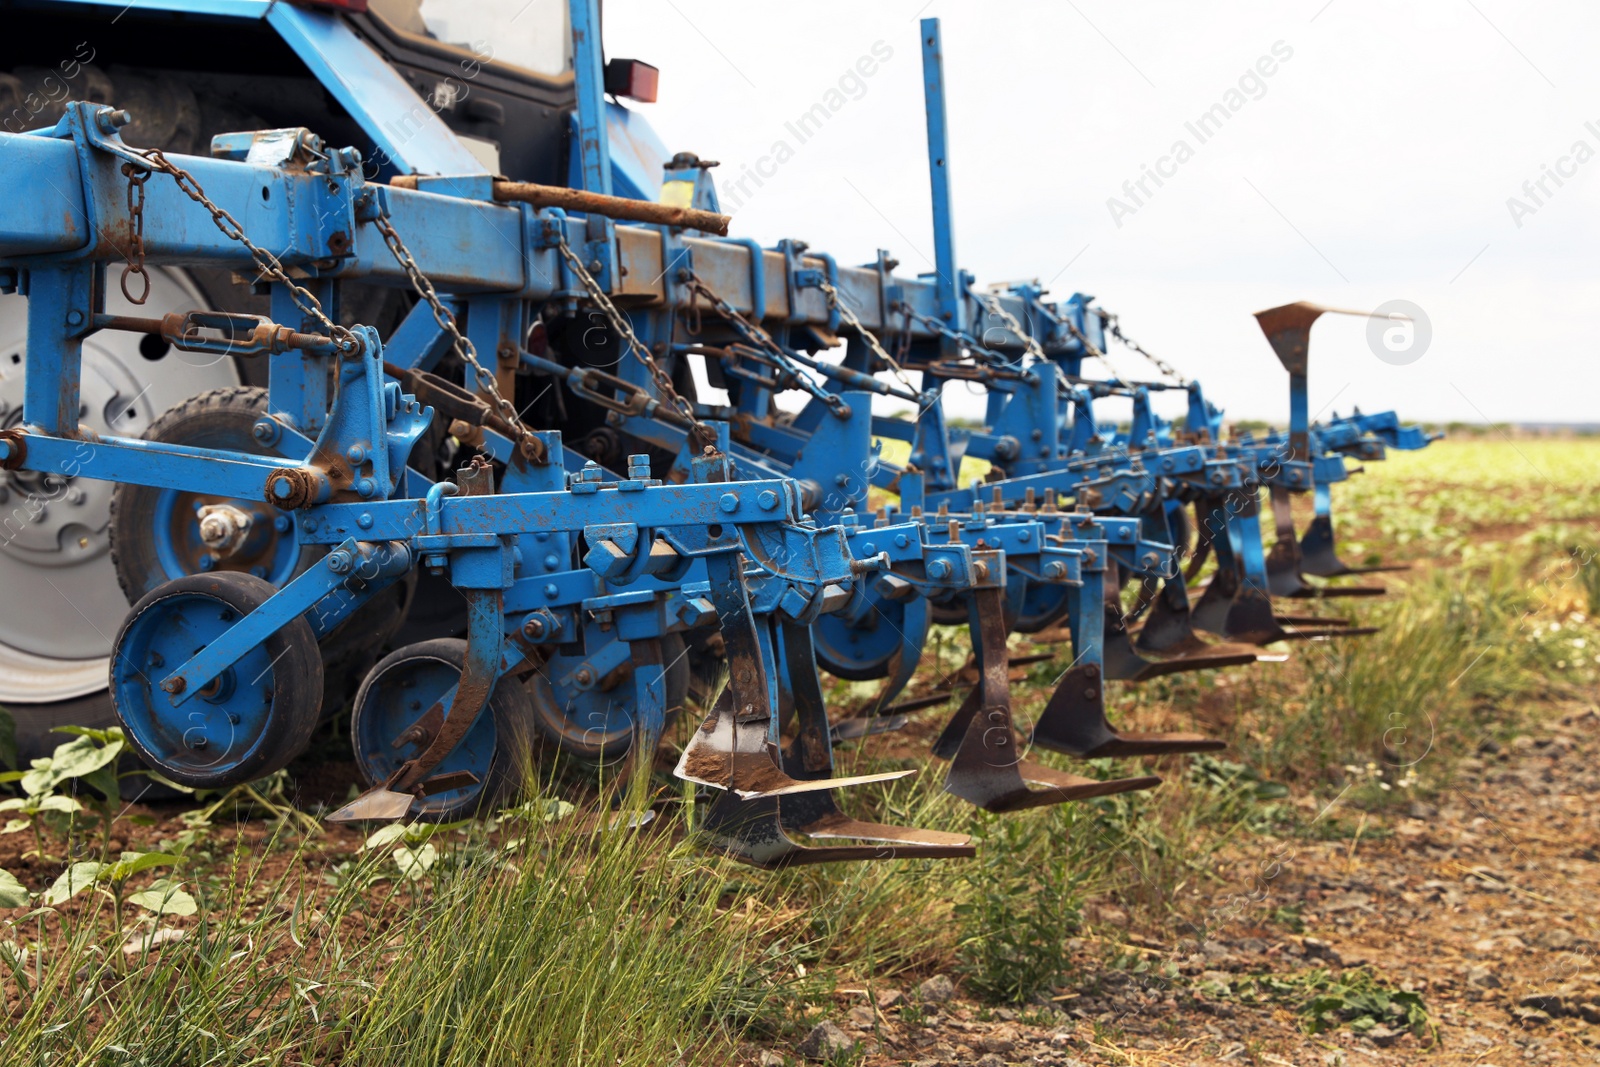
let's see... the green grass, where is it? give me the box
[2,439,1597,1060]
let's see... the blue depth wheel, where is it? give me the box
[350,639,535,821]
[526,633,688,764]
[110,572,322,789]
[813,595,906,681]
[1013,579,1073,634]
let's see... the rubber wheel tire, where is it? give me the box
[526,633,691,765]
[109,386,414,720]
[110,572,323,789]
[351,639,535,822]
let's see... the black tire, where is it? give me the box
[526,633,691,764]
[350,639,536,821]
[109,387,414,720]
[111,572,323,790]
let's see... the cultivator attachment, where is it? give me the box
[0,4,1435,872]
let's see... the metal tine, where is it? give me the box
[1028,561,1226,759]
[935,581,1160,812]
[674,553,912,800]
[1106,570,1259,682]
[695,621,973,868]
[1299,513,1410,578]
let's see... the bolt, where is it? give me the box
[927,559,951,581]
[544,582,559,598]
[327,550,353,574]
[757,489,779,511]
[162,677,186,695]
[65,309,83,327]
[355,477,376,498]
[347,444,367,464]
[834,473,849,487]
[252,419,279,445]
[718,492,739,513]
[1018,528,1031,542]
[894,533,909,548]
[147,652,164,668]
[1084,687,1099,700]
[522,617,546,639]
[357,512,373,530]
[198,555,215,571]
[1044,561,1067,580]
[66,487,85,505]
[543,553,560,570]
[576,668,594,686]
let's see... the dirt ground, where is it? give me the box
[747,701,1600,1067]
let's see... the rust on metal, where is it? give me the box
[389,175,732,236]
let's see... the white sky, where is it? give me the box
[598,0,1600,424]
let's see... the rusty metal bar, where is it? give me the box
[388,176,731,236]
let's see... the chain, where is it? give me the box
[372,214,543,457]
[1107,314,1188,385]
[121,149,355,353]
[1058,316,1134,388]
[976,291,1047,362]
[552,236,710,442]
[900,305,1020,373]
[118,162,151,304]
[816,278,922,401]
[684,272,848,417]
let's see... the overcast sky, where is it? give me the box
[598,0,1598,424]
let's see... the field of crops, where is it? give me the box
[2,436,1597,1066]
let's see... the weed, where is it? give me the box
[954,808,1085,1003]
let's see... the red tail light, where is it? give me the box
[604,59,659,103]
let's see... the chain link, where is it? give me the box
[372,214,543,458]
[552,236,711,443]
[815,279,922,401]
[684,271,848,417]
[976,291,1047,362]
[122,149,355,353]
[1106,314,1188,385]
[118,162,151,304]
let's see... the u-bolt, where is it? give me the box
[423,481,460,570]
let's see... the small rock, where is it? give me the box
[846,1005,875,1028]
[874,987,903,1009]
[917,974,955,1004]
[1302,937,1343,966]
[1466,965,1502,990]
[1511,736,1536,752]
[1512,1007,1553,1027]
[1478,738,1502,755]
[1519,992,1567,1016]
[1201,939,1229,958]
[991,1007,1015,1022]
[1406,800,1438,819]
[1579,1003,1600,1024]
[1533,928,1575,950]
[976,1055,1006,1067]
[1367,1025,1402,1047]
[759,1052,785,1067]
[798,1021,853,1060]
[1236,937,1268,954]
[978,1033,1014,1053]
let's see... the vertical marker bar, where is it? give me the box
[919,18,961,333]
[570,0,613,196]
